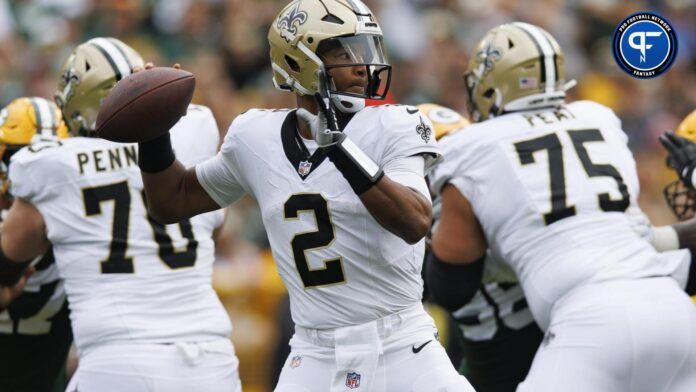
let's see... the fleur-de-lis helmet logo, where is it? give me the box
[476,41,502,76]
[277,3,308,43]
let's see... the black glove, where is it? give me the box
[659,132,696,189]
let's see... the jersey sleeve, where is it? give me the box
[383,155,430,201]
[8,151,38,200]
[195,119,248,208]
[428,131,480,200]
[171,105,220,168]
[377,106,442,173]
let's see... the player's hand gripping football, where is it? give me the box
[296,68,344,148]
[660,132,696,189]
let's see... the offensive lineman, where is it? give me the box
[427,23,696,392]
[120,1,473,391]
[0,38,241,391]
[419,103,543,392]
[0,97,72,392]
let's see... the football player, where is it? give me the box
[0,38,241,391]
[121,1,474,391]
[420,103,543,392]
[0,97,72,392]
[428,23,696,392]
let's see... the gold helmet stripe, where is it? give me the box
[88,37,133,81]
[513,22,557,94]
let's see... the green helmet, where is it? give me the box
[55,37,144,135]
[464,22,567,122]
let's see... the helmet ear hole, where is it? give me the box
[483,88,495,98]
[285,55,300,72]
[85,61,91,72]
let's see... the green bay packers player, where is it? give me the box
[0,97,72,392]
[420,103,543,392]
[117,1,474,391]
[428,23,696,392]
[0,38,241,391]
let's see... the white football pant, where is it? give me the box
[274,303,475,392]
[66,339,242,392]
[518,277,696,392]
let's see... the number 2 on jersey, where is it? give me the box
[514,129,630,225]
[284,193,345,288]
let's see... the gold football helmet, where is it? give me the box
[0,97,69,194]
[416,104,470,140]
[464,22,569,122]
[55,37,144,135]
[268,0,391,113]
[664,110,696,220]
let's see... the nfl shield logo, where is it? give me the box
[290,355,302,368]
[345,372,361,389]
[298,160,312,176]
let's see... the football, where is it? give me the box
[95,67,195,143]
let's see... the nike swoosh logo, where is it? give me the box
[406,107,419,114]
[411,340,433,353]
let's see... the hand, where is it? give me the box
[626,206,653,243]
[296,94,344,148]
[0,266,34,311]
[132,62,180,73]
[659,132,696,189]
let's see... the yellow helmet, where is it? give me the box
[268,0,391,113]
[675,110,696,142]
[416,104,470,140]
[0,97,70,195]
[55,37,144,135]
[664,109,696,221]
[464,22,567,122]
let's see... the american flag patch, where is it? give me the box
[519,77,538,89]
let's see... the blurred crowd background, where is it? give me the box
[1,0,694,391]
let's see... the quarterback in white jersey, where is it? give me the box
[0,38,240,392]
[428,23,696,392]
[130,1,474,391]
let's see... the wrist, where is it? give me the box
[138,133,175,173]
[651,225,680,251]
[326,136,383,195]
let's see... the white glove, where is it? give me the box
[626,206,653,243]
[296,94,344,148]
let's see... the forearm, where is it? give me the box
[360,176,431,244]
[139,134,220,224]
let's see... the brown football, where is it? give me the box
[96,67,195,143]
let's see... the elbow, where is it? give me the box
[400,212,431,245]
[147,205,179,225]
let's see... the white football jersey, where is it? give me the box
[8,105,230,352]
[197,105,440,328]
[430,101,689,330]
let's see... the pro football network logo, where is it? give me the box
[612,12,678,78]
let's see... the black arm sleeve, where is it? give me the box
[425,251,485,312]
[0,248,31,286]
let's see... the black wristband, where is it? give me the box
[425,251,485,312]
[138,133,176,173]
[327,137,384,195]
[0,249,31,286]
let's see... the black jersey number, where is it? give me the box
[81,182,198,273]
[284,194,345,288]
[514,129,630,225]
